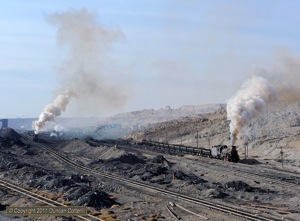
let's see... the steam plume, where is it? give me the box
[34,94,70,134]
[226,76,277,144]
[33,9,126,134]
[227,51,300,144]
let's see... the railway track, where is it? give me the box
[196,159,300,189]
[29,141,278,221]
[139,140,300,190]
[0,179,103,221]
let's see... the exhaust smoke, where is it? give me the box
[33,9,126,134]
[227,51,300,144]
[226,76,277,144]
[34,94,70,134]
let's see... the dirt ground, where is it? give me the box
[1,103,300,220]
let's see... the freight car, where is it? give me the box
[139,140,239,162]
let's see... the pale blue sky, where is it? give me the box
[1,0,300,118]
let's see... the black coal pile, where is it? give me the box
[174,170,207,184]
[225,181,254,192]
[29,174,117,209]
[0,128,21,139]
[204,188,229,199]
[91,154,205,185]
[65,186,90,201]
[224,180,275,193]
[239,158,261,165]
[108,153,146,165]
[0,153,21,171]
[151,155,172,166]
[85,137,100,147]
[0,128,25,148]
[29,174,90,190]
[75,190,116,210]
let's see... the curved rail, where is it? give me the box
[140,140,300,189]
[33,141,277,221]
[0,179,103,221]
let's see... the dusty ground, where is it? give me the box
[127,102,300,168]
[1,103,300,220]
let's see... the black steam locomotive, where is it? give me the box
[139,140,240,162]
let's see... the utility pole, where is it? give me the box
[196,131,199,148]
[208,137,210,149]
[181,134,182,145]
[158,136,159,142]
[166,133,168,144]
[280,147,284,168]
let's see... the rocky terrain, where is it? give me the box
[1,102,300,220]
[105,104,225,128]
[127,101,300,168]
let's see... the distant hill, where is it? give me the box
[104,104,225,128]
[3,104,225,131]
[126,101,300,162]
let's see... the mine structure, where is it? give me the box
[0,119,8,128]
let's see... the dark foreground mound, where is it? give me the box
[224,180,276,193]
[75,190,116,209]
[0,128,21,139]
[225,181,255,192]
[174,170,207,184]
[239,158,261,165]
[108,153,146,165]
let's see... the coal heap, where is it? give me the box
[29,174,117,209]
[0,128,21,139]
[174,170,207,184]
[151,155,168,163]
[0,128,25,147]
[75,190,116,209]
[224,180,275,193]
[108,153,145,165]
[239,158,261,165]
[225,181,255,192]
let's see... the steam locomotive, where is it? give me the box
[210,145,239,162]
[139,140,240,162]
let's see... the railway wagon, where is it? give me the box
[140,140,211,157]
[139,140,238,162]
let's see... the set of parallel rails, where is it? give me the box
[140,140,300,190]
[0,179,103,221]
[29,141,277,221]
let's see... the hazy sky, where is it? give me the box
[1,0,300,118]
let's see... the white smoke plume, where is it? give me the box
[227,50,300,144]
[33,9,127,134]
[226,76,277,144]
